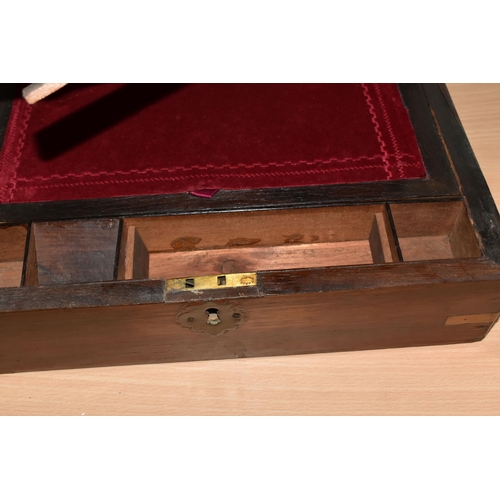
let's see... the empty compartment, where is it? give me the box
[0,225,28,288]
[119,205,400,281]
[25,219,120,285]
[389,201,482,261]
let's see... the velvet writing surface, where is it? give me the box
[0,84,427,203]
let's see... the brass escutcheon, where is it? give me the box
[176,301,246,336]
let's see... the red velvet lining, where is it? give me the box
[0,84,427,204]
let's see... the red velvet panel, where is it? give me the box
[0,84,427,204]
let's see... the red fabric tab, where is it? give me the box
[0,84,427,204]
[189,188,220,198]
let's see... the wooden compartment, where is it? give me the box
[118,205,400,281]
[389,201,482,261]
[0,225,28,288]
[24,219,120,286]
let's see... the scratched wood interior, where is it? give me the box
[124,205,397,279]
[29,219,120,285]
[124,202,477,280]
[0,83,499,416]
[390,201,482,261]
[0,225,27,288]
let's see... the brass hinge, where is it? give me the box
[167,272,257,291]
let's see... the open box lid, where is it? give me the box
[0,84,460,223]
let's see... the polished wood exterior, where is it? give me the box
[1,279,499,373]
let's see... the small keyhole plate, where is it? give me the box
[176,301,246,336]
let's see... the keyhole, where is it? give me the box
[205,307,221,326]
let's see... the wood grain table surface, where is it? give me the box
[1,83,499,416]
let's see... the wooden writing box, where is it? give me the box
[0,83,499,374]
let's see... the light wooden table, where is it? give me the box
[1,84,499,416]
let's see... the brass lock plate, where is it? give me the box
[167,272,257,291]
[176,301,247,336]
